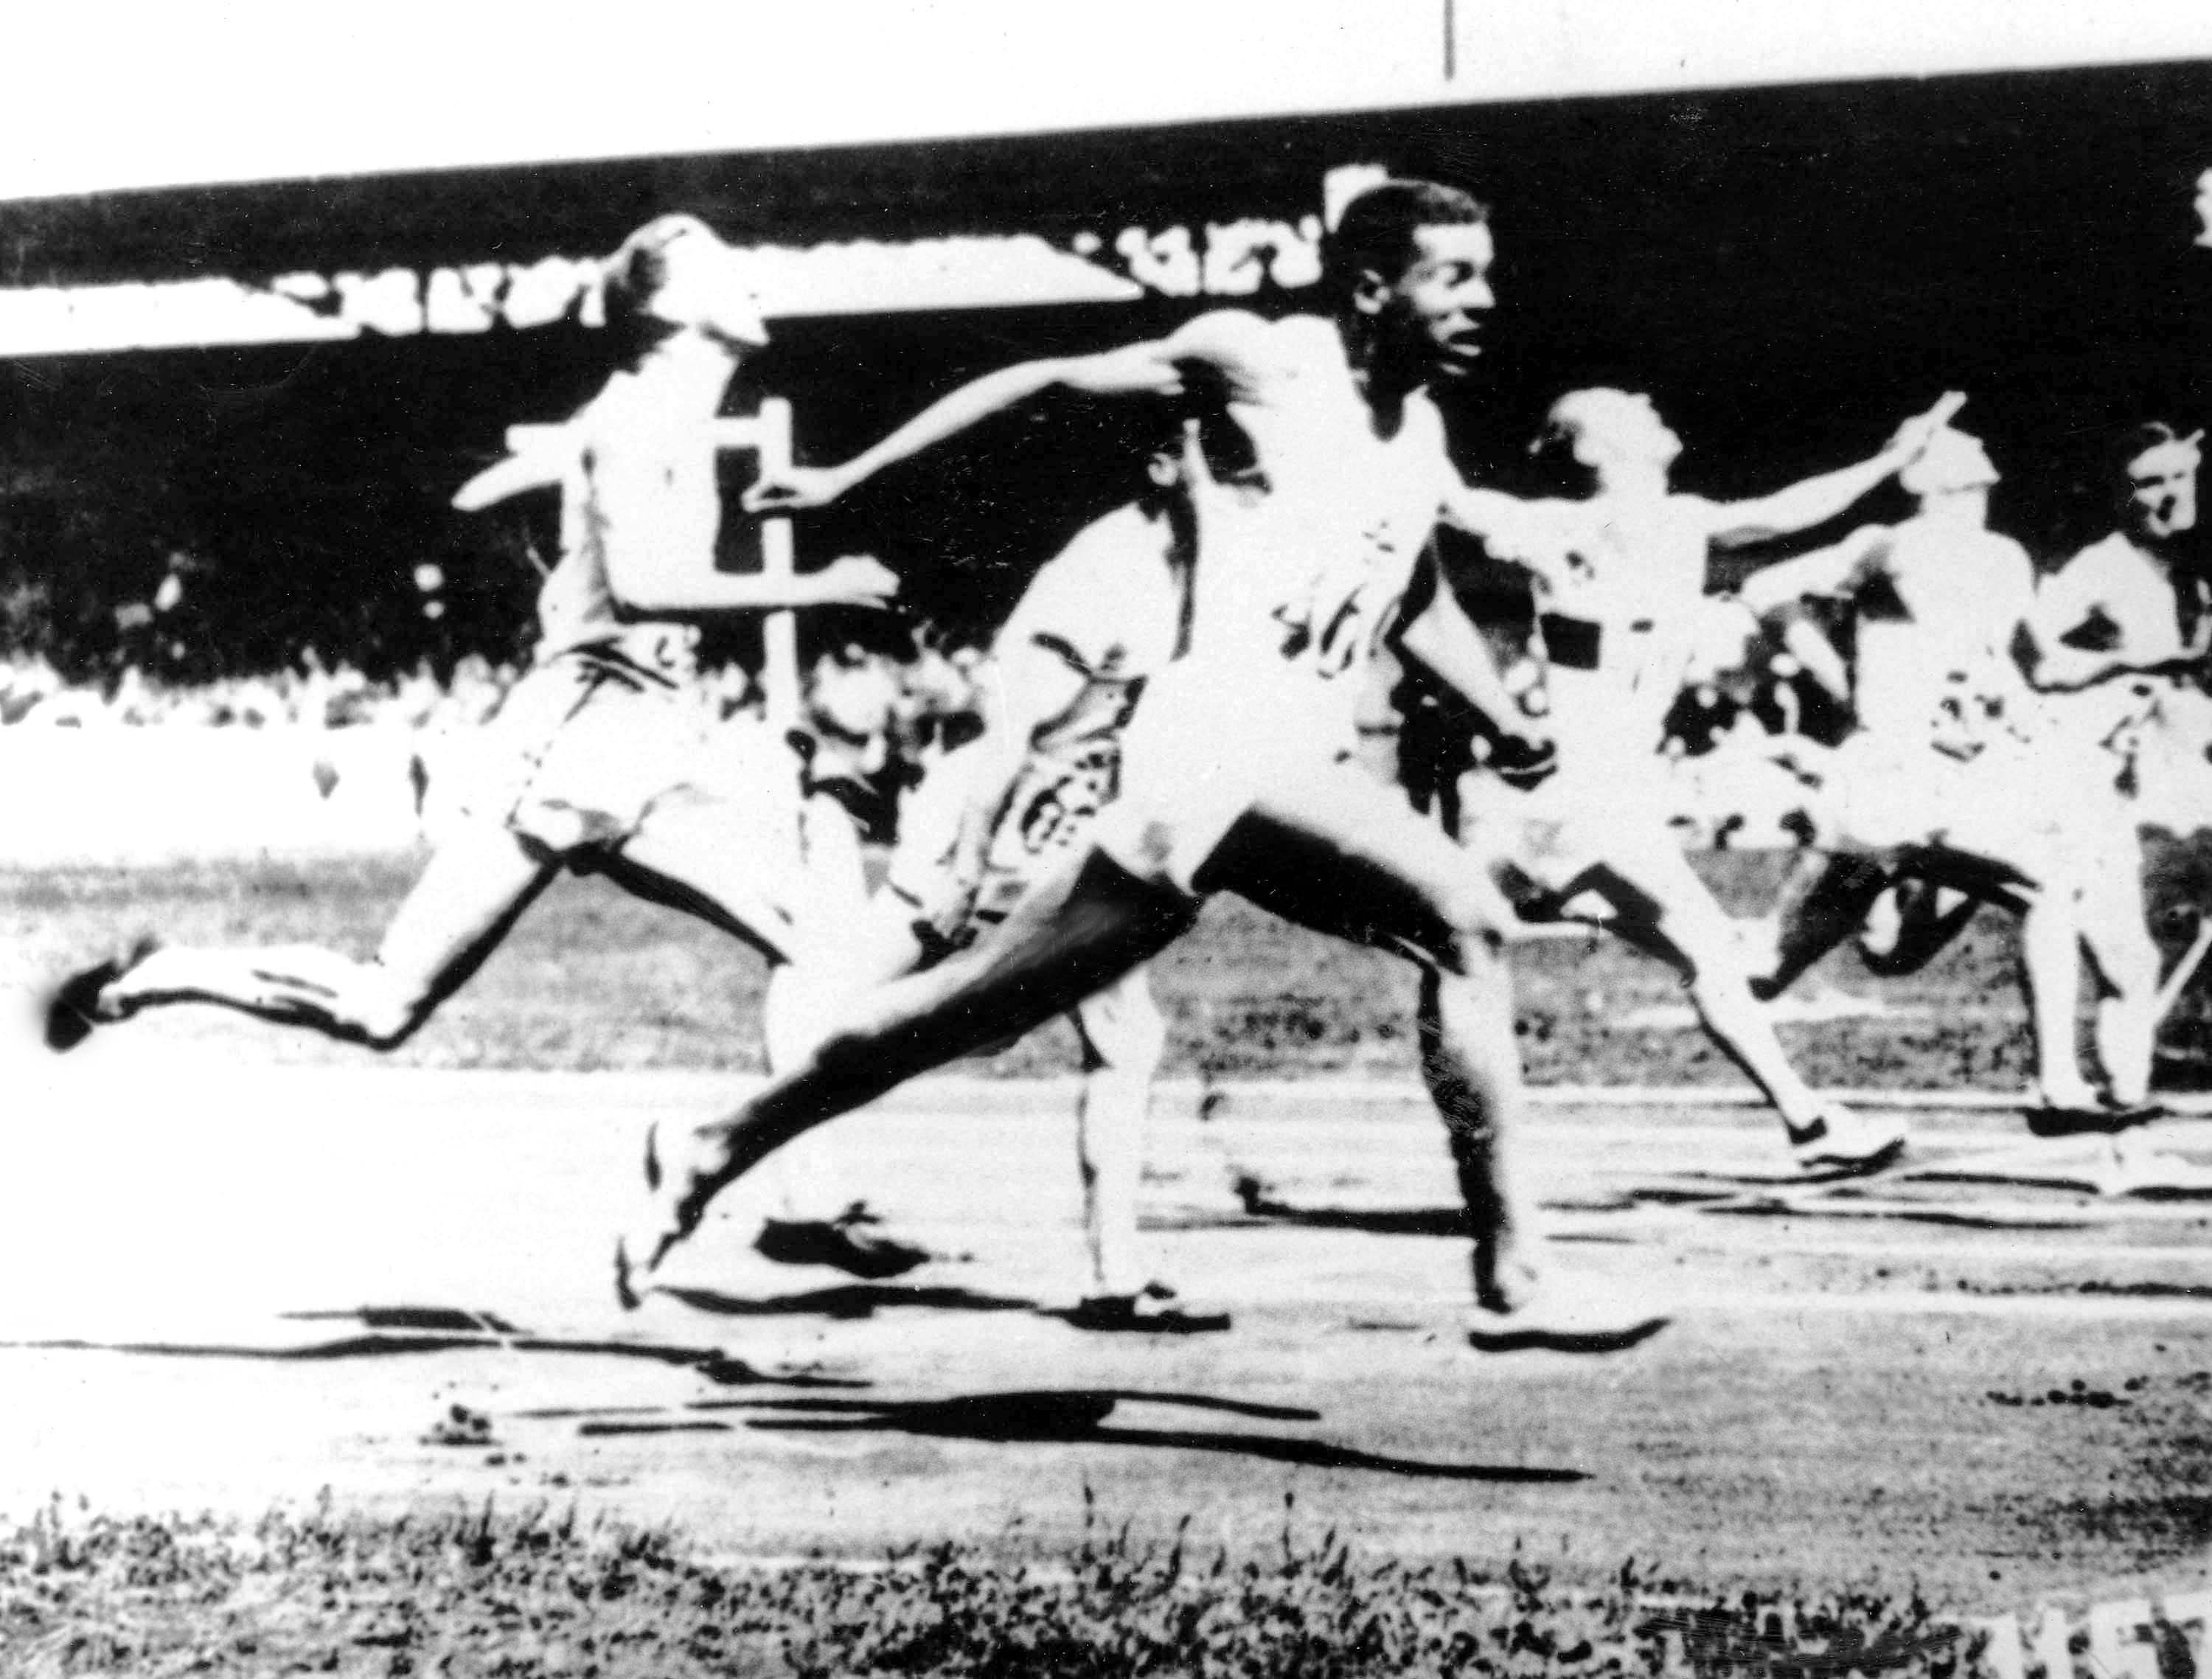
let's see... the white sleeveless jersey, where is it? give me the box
[529,444,613,657]
[995,501,1186,764]
[1085,311,1467,895]
[1506,493,1714,762]
[533,372,720,665]
[2030,531,2212,679]
[1184,316,1453,690]
[2027,531,2212,800]
[1852,519,2035,745]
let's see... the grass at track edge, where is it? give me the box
[0,1497,1971,1679]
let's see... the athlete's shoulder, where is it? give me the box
[2064,529,2141,568]
[1162,307,1279,347]
[1453,488,1586,556]
[1005,505,1180,675]
[1164,308,1337,370]
[2048,530,2149,591]
[1032,504,1169,597]
[1650,492,1730,542]
[570,366,644,432]
[1401,386,1455,448]
[1894,519,2025,564]
[1971,527,2035,569]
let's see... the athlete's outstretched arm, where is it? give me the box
[740,347,1183,512]
[612,552,902,616]
[1733,526,1892,616]
[452,445,574,511]
[1437,481,1565,569]
[1707,392,1966,548]
[742,313,1262,513]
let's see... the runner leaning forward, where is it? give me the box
[619,178,1666,1352]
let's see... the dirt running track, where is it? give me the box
[4,1038,2211,1616]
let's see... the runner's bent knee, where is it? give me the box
[1433,871,1512,970]
[354,967,435,1049]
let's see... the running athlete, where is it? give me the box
[2025,425,2212,844]
[2029,424,2209,693]
[766,439,1204,1327]
[44,215,897,1056]
[1440,387,1959,1170]
[2014,423,2211,1115]
[1736,423,2165,1122]
[623,177,1666,1354]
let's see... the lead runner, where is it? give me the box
[619,177,1663,1352]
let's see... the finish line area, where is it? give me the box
[4,1054,2211,1602]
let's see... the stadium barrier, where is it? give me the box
[0,726,473,863]
[0,721,1842,865]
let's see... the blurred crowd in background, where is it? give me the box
[0,476,2198,855]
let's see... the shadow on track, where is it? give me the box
[4,1302,871,1388]
[712,1388,1587,1482]
[659,1282,1036,1320]
[662,1282,1234,1336]
[1231,1179,1468,1237]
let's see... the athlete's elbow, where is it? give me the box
[1711,521,1776,552]
[602,566,683,617]
[2016,636,2071,691]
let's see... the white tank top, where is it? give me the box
[1186,319,1450,690]
[998,501,1187,764]
[533,374,721,664]
[1854,519,2034,744]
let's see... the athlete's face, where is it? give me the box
[1579,394,1681,471]
[651,226,769,349]
[2126,442,2200,540]
[1378,222,1497,378]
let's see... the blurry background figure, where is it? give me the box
[754,431,1213,1330]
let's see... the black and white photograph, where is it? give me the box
[4,3,2212,1671]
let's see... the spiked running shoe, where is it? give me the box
[1787,1105,1907,1179]
[42,937,155,1052]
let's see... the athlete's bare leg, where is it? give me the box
[72,782,819,1057]
[2009,884,2112,1112]
[1758,835,2124,1113]
[88,819,557,1049]
[2076,829,2161,1110]
[625,762,1551,1320]
[1207,768,1534,1309]
[759,876,1189,1307]
[1534,835,1899,1164]
[598,791,809,968]
[625,846,1200,1288]
[613,787,883,1240]
[759,893,922,1071]
[1857,881,1983,978]
[1749,851,1896,1001]
[1902,832,2119,1114]
[1068,967,1167,1302]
